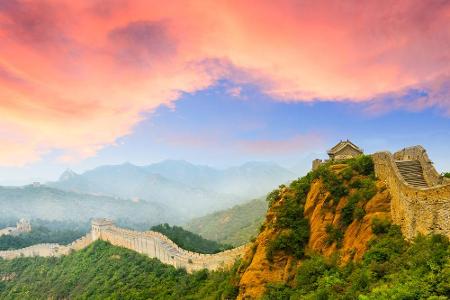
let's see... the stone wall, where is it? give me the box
[0,244,70,260]
[68,233,93,251]
[392,145,444,186]
[373,149,450,240]
[0,220,248,273]
[92,223,248,272]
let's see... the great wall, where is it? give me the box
[0,218,249,272]
[0,144,449,270]
[372,145,450,240]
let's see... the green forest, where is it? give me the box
[150,223,233,254]
[0,241,239,300]
[0,226,85,250]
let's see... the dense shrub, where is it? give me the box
[341,193,362,227]
[443,172,450,178]
[371,218,391,235]
[267,221,310,262]
[341,177,377,227]
[353,207,366,221]
[325,224,344,248]
[324,174,349,203]
[266,174,312,262]
[296,255,335,292]
[349,155,375,176]
[151,224,232,254]
[341,167,354,181]
[266,188,281,207]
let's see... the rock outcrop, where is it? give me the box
[236,164,391,299]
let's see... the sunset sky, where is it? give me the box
[0,0,449,184]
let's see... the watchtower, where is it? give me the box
[91,218,114,240]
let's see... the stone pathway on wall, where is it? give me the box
[395,160,428,188]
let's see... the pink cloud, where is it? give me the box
[0,0,448,165]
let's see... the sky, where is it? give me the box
[0,0,449,184]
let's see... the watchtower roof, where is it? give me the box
[327,140,363,155]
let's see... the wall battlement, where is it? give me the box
[373,146,450,240]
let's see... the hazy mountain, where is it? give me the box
[145,160,296,199]
[49,163,239,218]
[0,185,179,227]
[48,160,296,220]
[144,160,221,188]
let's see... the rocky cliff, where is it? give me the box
[237,158,392,299]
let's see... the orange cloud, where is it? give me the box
[0,0,448,165]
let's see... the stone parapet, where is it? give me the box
[95,224,248,272]
[373,150,450,240]
[0,243,70,260]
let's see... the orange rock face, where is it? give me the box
[305,180,391,262]
[237,166,392,299]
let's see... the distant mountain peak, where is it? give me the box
[59,169,78,181]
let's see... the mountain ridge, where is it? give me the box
[48,160,297,219]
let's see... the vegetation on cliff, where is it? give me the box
[0,226,85,251]
[185,198,267,246]
[264,155,377,263]
[0,241,239,299]
[236,155,450,299]
[150,223,233,254]
[263,225,450,299]
[443,172,450,178]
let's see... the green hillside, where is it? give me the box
[151,224,232,254]
[0,241,238,300]
[185,198,267,246]
[0,226,85,251]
